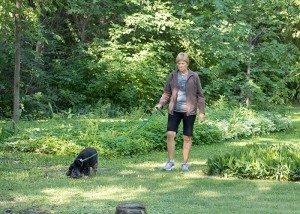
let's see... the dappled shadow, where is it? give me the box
[1,149,300,214]
[1,107,300,213]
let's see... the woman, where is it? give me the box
[155,52,205,171]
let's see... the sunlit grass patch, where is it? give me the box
[0,105,299,213]
[196,190,222,198]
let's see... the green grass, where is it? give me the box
[0,106,300,214]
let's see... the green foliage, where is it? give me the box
[1,105,292,158]
[6,136,82,155]
[83,1,184,110]
[207,96,291,139]
[21,93,52,120]
[193,123,223,145]
[206,143,300,181]
[0,125,14,143]
[1,137,300,214]
[86,44,171,110]
[91,99,124,118]
[114,137,155,157]
[1,0,300,118]
[140,115,167,151]
[181,0,300,106]
[219,108,291,139]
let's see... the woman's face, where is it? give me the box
[176,60,188,73]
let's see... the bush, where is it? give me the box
[193,123,223,145]
[5,137,83,155]
[0,126,14,142]
[0,105,292,158]
[206,143,300,181]
[114,137,155,157]
[209,105,292,140]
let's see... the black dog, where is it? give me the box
[66,147,98,178]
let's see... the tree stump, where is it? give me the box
[116,202,146,214]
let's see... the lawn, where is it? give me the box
[0,106,299,214]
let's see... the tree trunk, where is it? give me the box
[246,29,263,107]
[116,202,146,214]
[13,0,21,129]
[246,35,254,107]
[246,62,251,107]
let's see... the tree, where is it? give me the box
[13,0,21,128]
[1,0,299,119]
[178,0,300,106]
[0,0,16,117]
[86,0,186,109]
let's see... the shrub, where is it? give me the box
[210,106,292,140]
[0,105,292,158]
[193,123,223,145]
[0,126,14,142]
[260,111,292,131]
[5,137,83,155]
[114,137,155,157]
[206,143,300,181]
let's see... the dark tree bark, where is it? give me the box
[116,202,146,214]
[13,0,21,129]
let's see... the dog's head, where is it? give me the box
[70,167,80,178]
[66,162,81,178]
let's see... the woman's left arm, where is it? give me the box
[196,74,205,115]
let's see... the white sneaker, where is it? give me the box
[163,161,176,171]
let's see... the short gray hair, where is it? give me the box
[176,52,189,64]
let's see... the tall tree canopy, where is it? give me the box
[0,0,299,119]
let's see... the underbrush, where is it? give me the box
[0,103,292,158]
[206,143,300,181]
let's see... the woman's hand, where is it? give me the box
[155,104,162,110]
[199,113,205,123]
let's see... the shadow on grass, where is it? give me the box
[1,148,300,214]
[1,106,300,213]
